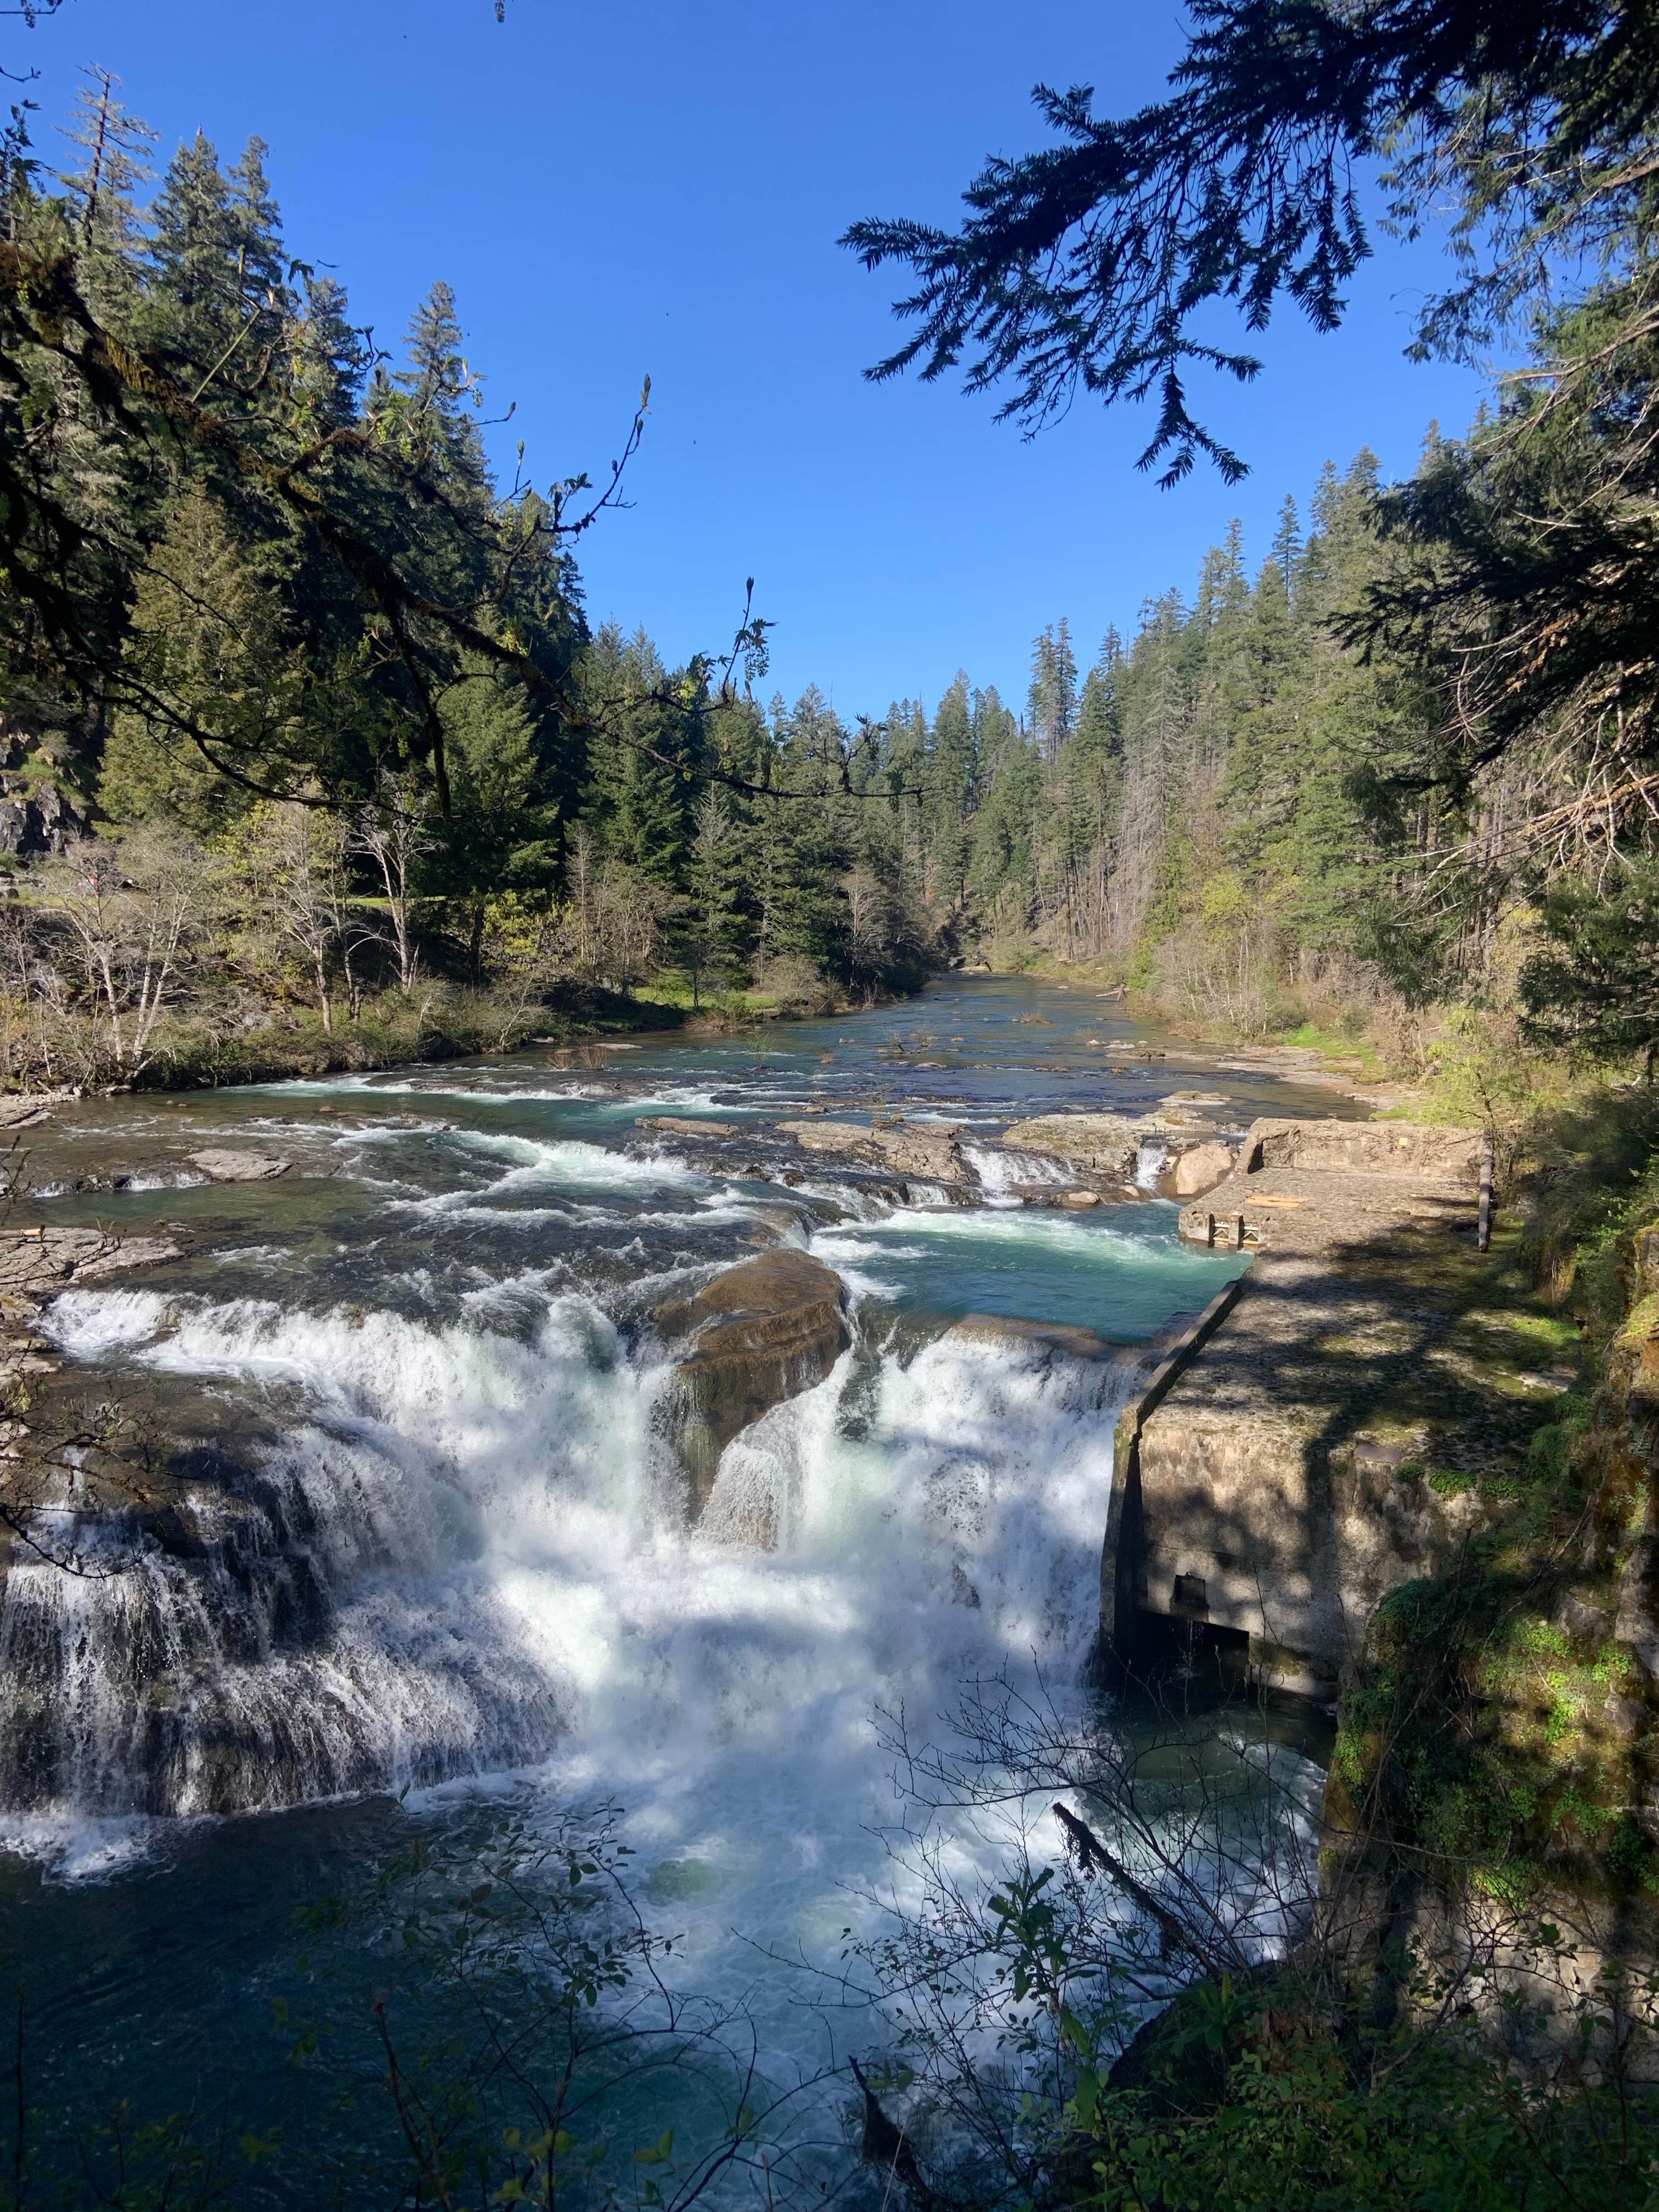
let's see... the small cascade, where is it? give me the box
[1136,1139,1170,1190]
[962,1142,1072,1200]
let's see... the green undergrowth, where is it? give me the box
[1336,1085,1659,1911]
[1271,1019,1386,1071]
[1081,1966,1658,2212]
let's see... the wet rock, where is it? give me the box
[656,1249,850,1514]
[637,1115,743,1138]
[946,1313,1122,1362]
[776,1118,969,1184]
[1002,1113,1142,1178]
[0,1095,62,1131]
[744,1204,805,1248]
[1060,1189,1102,1209]
[1003,1180,1118,1207]
[189,1149,291,1183]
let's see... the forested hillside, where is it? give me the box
[2,54,1655,1099]
[0,80,951,1086]
[866,456,1434,1032]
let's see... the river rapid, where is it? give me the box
[0,977,1345,2198]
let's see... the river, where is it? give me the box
[0,976,1345,2202]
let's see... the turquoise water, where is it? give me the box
[812,1201,1246,1334]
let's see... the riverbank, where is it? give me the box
[967,950,1593,1130]
[5,969,920,1100]
[2,980,1649,2203]
[1100,1092,1658,2087]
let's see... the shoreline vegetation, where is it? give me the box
[0,955,1401,1102]
[2,0,1658,2203]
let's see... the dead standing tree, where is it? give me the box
[35,827,211,1077]
[351,771,432,996]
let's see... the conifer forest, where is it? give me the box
[3,38,1651,1091]
[4,4,1659,2210]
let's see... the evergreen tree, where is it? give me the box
[55,66,154,292]
[1520,859,1659,1081]
[925,672,975,913]
[681,787,746,1004]
[1271,495,1301,596]
[100,484,309,838]
[146,131,288,385]
[390,279,488,488]
[426,663,560,978]
[1026,618,1077,765]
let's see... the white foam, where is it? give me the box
[446,1129,704,1188]
[833,1204,1158,1259]
[963,1142,1072,1195]
[18,1283,1130,1859]
[1136,1140,1170,1190]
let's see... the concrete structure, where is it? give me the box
[1104,1119,1486,1697]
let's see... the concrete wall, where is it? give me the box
[1104,1260,1488,1699]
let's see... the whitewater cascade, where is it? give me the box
[0,1273,1133,1836]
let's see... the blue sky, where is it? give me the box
[26,0,1489,719]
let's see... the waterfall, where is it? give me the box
[3,1281,1134,1845]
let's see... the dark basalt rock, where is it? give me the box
[656,1248,850,1515]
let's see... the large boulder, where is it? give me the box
[656,1249,850,1513]
[776,1118,970,1184]
[1001,1113,1143,1180]
[1169,1141,1234,1198]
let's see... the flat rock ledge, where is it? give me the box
[1105,1116,1490,1702]
[656,1248,850,1515]
[1003,1112,1143,1178]
[189,1149,291,1183]
[945,1313,1126,1363]
[775,1118,969,1185]
[0,1094,66,1132]
[637,1115,743,1139]
[0,1224,180,1305]
[1178,1117,1482,1252]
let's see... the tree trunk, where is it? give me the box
[1476,1126,1494,1254]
